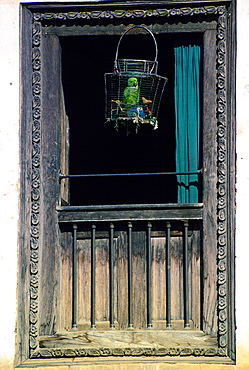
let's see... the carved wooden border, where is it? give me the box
[216,11,228,352]
[29,4,230,360]
[31,347,226,359]
[30,20,42,353]
[33,5,225,21]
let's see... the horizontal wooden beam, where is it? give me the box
[57,204,203,222]
[27,0,232,11]
[42,21,216,36]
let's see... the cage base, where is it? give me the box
[107,116,158,134]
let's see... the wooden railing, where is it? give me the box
[58,204,203,331]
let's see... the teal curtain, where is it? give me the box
[174,44,201,203]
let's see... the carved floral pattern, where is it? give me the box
[31,347,227,359]
[216,10,228,353]
[30,4,229,359]
[30,21,41,355]
[33,6,226,21]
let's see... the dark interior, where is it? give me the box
[60,33,198,205]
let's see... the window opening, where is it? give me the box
[61,33,202,206]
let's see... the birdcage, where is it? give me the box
[104,26,168,133]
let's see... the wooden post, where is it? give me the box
[91,224,96,329]
[147,222,152,329]
[166,222,172,328]
[72,223,78,330]
[128,222,133,329]
[109,223,115,329]
[184,221,190,329]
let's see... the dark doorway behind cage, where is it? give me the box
[60,34,178,206]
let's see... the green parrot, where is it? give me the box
[123,77,140,106]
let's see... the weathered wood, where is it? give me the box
[39,33,62,336]
[59,84,70,205]
[183,221,190,328]
[28,0,229,11]
[190,230,201,330]
[151,237,166,322]
[116,232,129,329]
[38,329,218,350]
[165,223,172,327]
[202,29,218,334]
[72,224,78,329]
[43,21,217,37]
[17,6,33,365]
[90,224,96,329]
[226,0,236,360]
[146,223,153,328]
[59,222,201,332]
[77,239,91,324]
[77,238,110,325]
[171,236,183,320]
[109,223,115,329]
[76,230,190,239]
[18,0,236,365]
[132,231,147,329]
[58,207,203,223]
[127,223,133,329]
[58,203,203,210]
[58,231,73,332]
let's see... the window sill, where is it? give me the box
[57,203,203,223]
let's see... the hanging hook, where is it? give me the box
[114,26,158,74]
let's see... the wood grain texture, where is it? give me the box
[58,207,203,222]
[202,29,218,334]
[18,1,236,364]
[116,232,128,329]
[225,0,236,360]
[17,6,33,365]
[59,85,70,205]
[59,224,201,332]
[39,33,62,336]
[43,21,217,37]
[58,231,73,332]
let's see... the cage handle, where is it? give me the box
[114,26,158,74]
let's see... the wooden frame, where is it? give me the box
[18,0,236,366]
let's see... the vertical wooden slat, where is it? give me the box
[59,231,73,331]
[147,222,152,329]
[128,222,133,329]
[109,223,115,329]
[95,238,109,325]
[190,228,201,329]
[184,221,190,328]
[91,224,96,329]
[132,231,146,329]
[166,222,172,328]
[116,231,128,329]
[72,223,78,330]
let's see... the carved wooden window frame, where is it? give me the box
[18,1,236,366]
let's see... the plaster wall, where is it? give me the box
[0,0,248,369]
